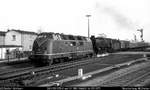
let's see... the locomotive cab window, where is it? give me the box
[38,33,53,39]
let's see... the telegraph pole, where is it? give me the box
[137,29,144,42]
[86,15,91,38]
[133,34,137,42]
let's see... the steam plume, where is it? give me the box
[95,2,137,30]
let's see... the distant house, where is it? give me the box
[5,29,38,51]
[0,31,6,45]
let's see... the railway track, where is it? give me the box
[26,55,147,86]
[0,54,145,86]
[0,57,99,86]
[0,61,34,77]
[126,71,150,86]
[98,61,150,86]
[0,66,34,77]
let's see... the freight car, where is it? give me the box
[29,32,94,66]
[120,40,130,50]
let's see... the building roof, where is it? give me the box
[8,29,38,35]
[0,31,6,36]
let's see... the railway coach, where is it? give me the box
[120,40,130,51]
[91,36,121,54]
[29,32,94,66]
[91,36,149,53]
[129,42,149,50]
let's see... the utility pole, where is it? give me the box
[86,15,91,38]
[133,34,137,42]
[137,29,144,42]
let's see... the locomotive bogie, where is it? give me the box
[30,55,50,65]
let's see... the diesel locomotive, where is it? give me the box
[29,32,94,65]
[30,32,149,66]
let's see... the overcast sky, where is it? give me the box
[0,0,150,42]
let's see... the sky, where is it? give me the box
[0,0,150,42]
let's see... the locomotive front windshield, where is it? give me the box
[37,33,53,39]
[37,33,66,40]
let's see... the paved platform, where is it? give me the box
[113,51,150,55]
[0,57,28,63]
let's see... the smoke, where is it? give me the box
[95,2,137,30]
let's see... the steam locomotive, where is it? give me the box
[91,36,149,54]
[29,32,149,66]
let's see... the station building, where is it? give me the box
[0,29,38,60]
[5,29,38,51]
[0,31,6,45]
[0,31,23,59]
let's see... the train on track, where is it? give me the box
[91,36,149,54]
[29,32,149,66]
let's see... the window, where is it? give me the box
[37,33,53,39]
[79,42,84,46]
[77,36,82,40]
[70,42,76,46]
[12,35,16,41]
[68,35,75,40]
[29,45,32,49]
[6,49,9,54]
[60,34,67,40]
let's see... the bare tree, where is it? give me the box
[37,27,43,34]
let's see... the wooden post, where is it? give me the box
[78,68,83,77]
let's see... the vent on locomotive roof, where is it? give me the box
[60,34,68,40]
[55,33,59,34]
[68,35,75,40]
[82,37,87,41]
[77,36,82,40]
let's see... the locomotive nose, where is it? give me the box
[32,38,49,54]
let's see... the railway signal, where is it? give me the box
[133,34,137,42]
[137,29,144,42]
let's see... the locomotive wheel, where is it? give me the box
[64,57,69,62]
[46,59,53,65]
[59,58,65,63]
